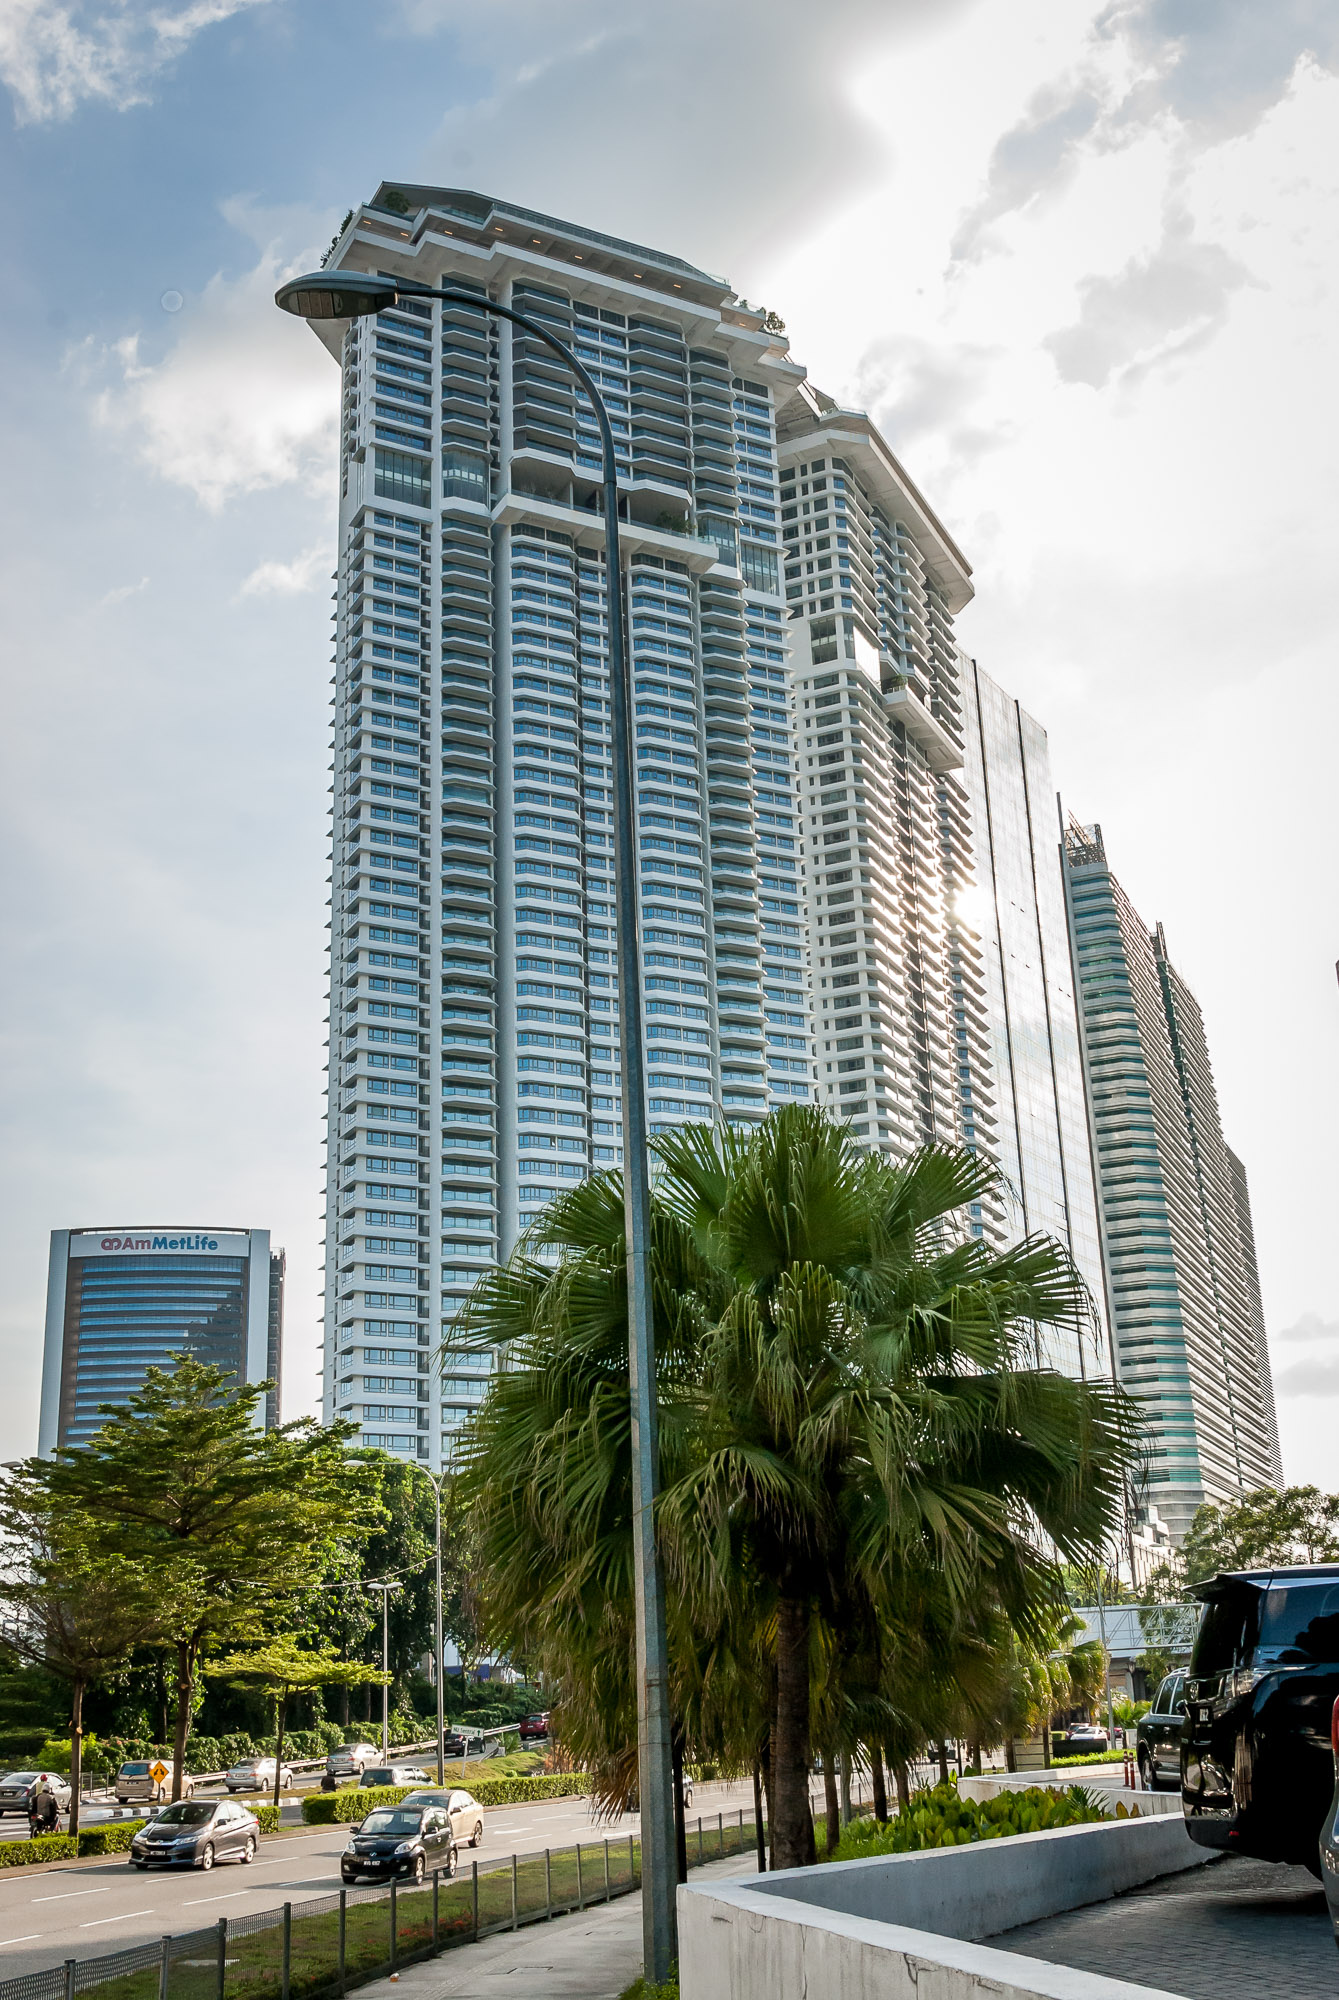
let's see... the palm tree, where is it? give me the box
[453,1106,1141,1871]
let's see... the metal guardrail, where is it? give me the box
[0,1809,763,2000]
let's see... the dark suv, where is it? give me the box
[1136,1671,1188,1790]
[1182,1564,1339,1871]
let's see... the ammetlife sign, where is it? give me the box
[69,1229,252,1258]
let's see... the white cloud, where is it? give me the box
[94,575,150,609]
[240,546,328,596]
[0,0,281,124]
[1277,1312,1339,1344]
[88,239,339,511]
[1274,1355,1339,1398]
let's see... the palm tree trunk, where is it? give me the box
[69,1678,85,1840]
[893,1757,910,1813]
[937,1740,950,1785]
[822,1754,839,1856]
[752,1759,767,1870]
[870,1749,887,1823]
[772,1596,814,1869]
[1005,1736,1017,1774]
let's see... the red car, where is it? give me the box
[518,1713,550,1741]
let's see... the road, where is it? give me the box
[0,1779,768,1979]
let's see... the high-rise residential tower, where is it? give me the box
[39,1227,282,1453]
[313,187,816,1467]
[1062,821,1281,1538]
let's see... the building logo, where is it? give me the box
[69,1230,252,1259]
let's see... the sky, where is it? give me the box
[1,0,1336,1486]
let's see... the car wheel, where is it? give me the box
[412,1854,425,1884]
[444,1844,458,1880]
[471,1821,483,1848]
[241,1837,256,1865]
[199,1844,215,1872]
[1137,1749,1155,1791]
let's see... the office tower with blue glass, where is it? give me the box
[1062,821,1281,1538]
[312,187,815,1465]
[38,1227,283,1452]
[957,657,1109,1375]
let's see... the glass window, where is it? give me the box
[374,450,431,508]
[1191,1586,1261,1676]
[1257,1581,1339,1664]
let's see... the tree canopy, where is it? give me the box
[452,1105,1142,1868]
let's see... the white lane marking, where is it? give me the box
[80,1910,154,1928]
[182,1892,254,1906]
[34,1890,111,1903]
[0,1936,42,1947]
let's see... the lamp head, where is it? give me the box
[275,271,400,320]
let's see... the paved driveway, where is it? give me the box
[990,1853,1334,2000]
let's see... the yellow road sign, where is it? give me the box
[148,1760,169,1786]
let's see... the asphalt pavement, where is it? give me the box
[0,1780,764,1979]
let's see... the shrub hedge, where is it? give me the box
[302,1772,590,1825]
[0,1835,77,1868]
[833,1780,1111,1859]
[76,1821,146,1856]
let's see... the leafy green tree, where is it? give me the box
[455,1106,1141,1870]
[208,1639,387,1807]
[0,1477,163,1834]
[1168,1486,1339,1589]
[39,1358,374,1797]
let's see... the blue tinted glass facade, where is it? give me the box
[61,1254,247,1447]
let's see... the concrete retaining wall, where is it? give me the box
[679,1885,1191,2000]
[959,1773,1182,1817]
[680,1812,1212,2000]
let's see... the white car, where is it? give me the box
[225,1757,294,1792]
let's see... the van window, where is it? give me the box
[120,1763,150,1776]
[1258,1581,1339,1664]
[1191,1586,1260,1675]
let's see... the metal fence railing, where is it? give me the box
[0,1810,765,2000]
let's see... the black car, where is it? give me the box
[130,1800,261,1871]
[1136,1671,1188,1790]
[342,1804,458,1884]
[1181,1564,1339,1871]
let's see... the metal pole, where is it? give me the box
[64,1963,75,2000]
[389,1881,397,1969]
[433,1480,445,1788]
[386,278,677,1981]
[215,1919,226,2000]
[281,1907,291,2000]
[159,1936,170,2000]
[381,1589,389,1760]
[471,1858,478,1939]
[338,1891,346,1991]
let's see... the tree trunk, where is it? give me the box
[761,1735,775,1871]
[274,1693,287,1813]
[172,1640,195,1802]
[937,1741,950,1786]
[1042,1724,1051,1769]
[155,1657,169,1746]
[772,1596,814,1870]
[752,1760,767,1871]
[1005,1736,1017,1774]
[967,1739,982,1777]
[822,1755,839,1857]
[340,1684,350,1727]
[671,1731,688,1886]
[839,1751,852,1826]
[69,1677,85,1840]
[870,1749,887,1823]
[893,1758,910,1813]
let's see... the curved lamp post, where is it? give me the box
[276,268,676,1980]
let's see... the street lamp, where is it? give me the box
[326,1578,401,1758]
[277,265,677,1980]
[405,1463,447,1789]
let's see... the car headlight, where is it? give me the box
[393,1841,416,1856]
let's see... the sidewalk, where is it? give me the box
[352,1851,758,2000]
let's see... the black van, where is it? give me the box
[1182,1564,1339,1871]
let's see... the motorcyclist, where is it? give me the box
[29,1776,60,1837]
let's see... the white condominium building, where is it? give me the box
[311,187,816,1467]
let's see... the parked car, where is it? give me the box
[1053,1721,1109,1758]
[324,1742,379,1790]
[358,1765,431,1789]
[518,1713,550,1741]
[342,1803,457,1884]
[116,1760,190,1805]
[1181,1564,1339,1870]
[0,1772,72,1817]
[1136,1673,1188,1791]
[441,1730,468,1759]
[129,1800,260,1871]
[225,1756,294,1793]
